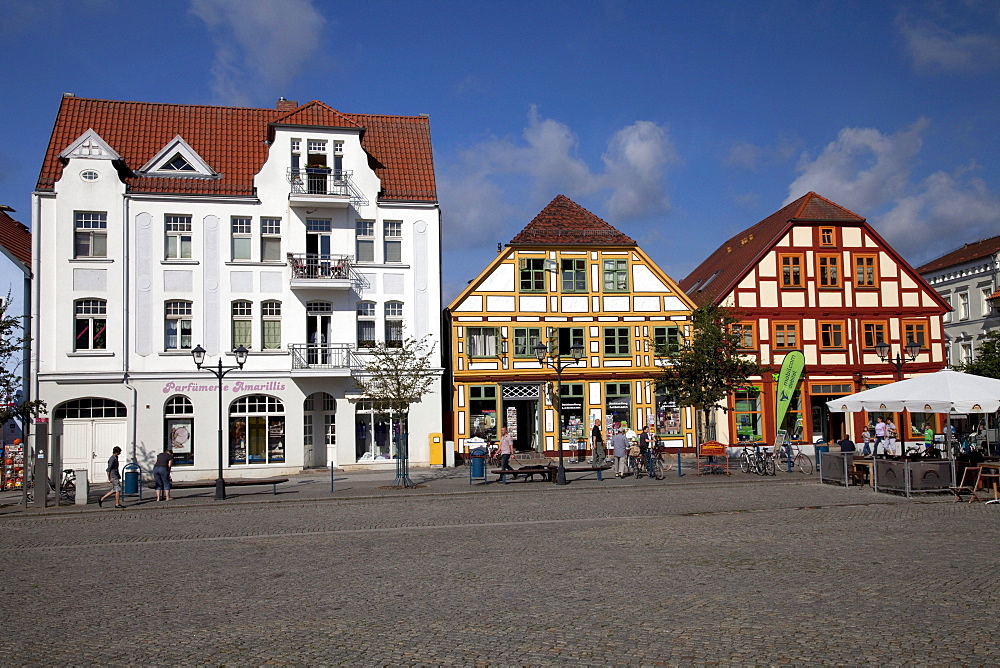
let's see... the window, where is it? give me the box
[355,400,405,461]
[229,395,285,465]
[904,320,927,348]
[164,300,192,350]
[731,322,756,350]
[231,216,251,261]
[261,218,281,262]
[333,141,344,172]
[854,254,878,287]
[385,301,404,347]
[307,139,327,164]
[819,321,845,349]
[559,384,585,442]
[943,295,953,323]
[656,393,681,436]
[74,212,107,258]
[80,169,100,182]
[262,301,281,350]
[556,327,585,356]
[74,299,107,350]
[164,395,194,466]
[862,321,886,349]
[961,342,973,364]
[603,327,631,356]
[357,301,376,348]
[513,327,541,357]
[384,221,402,263]
[772,321,799,349]
[356,220,374,262]
[983,288,994,316]
[733,387,762,441]
[467,327,498,357]
[165,214,192,259]
[817,253,841,288]
[468,385,498,441]
[654,325,682,354]
[959,292,970,320]
[779,254,803,287]
[819,227,836,246]
[290,138,301,172]
[561,258,586,292]
[519,258,546,292]
[603,259,628,292]
[163,154,195,172]
[55,398,126,419]
[605,383,631,431]
[232,300,252,349]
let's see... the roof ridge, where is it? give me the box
[64,96,273,113]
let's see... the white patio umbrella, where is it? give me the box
[826,368,1000,414]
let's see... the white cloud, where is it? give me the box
[190,0,325,105]
[896,10,1000,74]
[787,120,1000,266]
[437,107,677,250]
[724,135,799,170]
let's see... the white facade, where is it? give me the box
[32,99,443,480]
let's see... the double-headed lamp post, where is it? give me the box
[534,341,585,485]
[874,338,921,381]
[192,344,249,500]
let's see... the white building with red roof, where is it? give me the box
[32,94,442,480]
[0,205,31,446]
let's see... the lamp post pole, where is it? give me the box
[534,342,585,485]
[874,339,921,457]
[192,344,248,500]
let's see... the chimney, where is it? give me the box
[276,97,298,111]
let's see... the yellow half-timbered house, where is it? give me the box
[446,195,696,458]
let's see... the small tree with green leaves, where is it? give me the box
[954,330,1000,380]
[352,332,438,487]
[0,291,45,430]
[654,304,767,443]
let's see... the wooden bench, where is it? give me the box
[147,477,289,495]
[491,466,554,483]
[561,465,613,482]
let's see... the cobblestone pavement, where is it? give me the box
[1,466,997,666]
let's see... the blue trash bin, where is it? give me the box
[122,462,141,497]
[814,444,829,476]
[469,447,487,483]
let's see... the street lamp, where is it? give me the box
[192,344,249,500]
[874,338,921,381]
[534,340,585,485]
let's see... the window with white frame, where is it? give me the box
[228,395,285,465]
[165,214,192,259]
[232,300,252,349]
[74,299,107,350]
[961,342,973,364]
[164,300,193,350]
[943,295,953,323]
[385,301,404,347]
[983,288,994,317]
[466,327,498,357]
[307,139,327,168]
[231,216,252,261]
[262,300,281,350]
[333,141,344,172]
[74,211,107,258]
[290,138,301,172]
[357,301,376,347]
[261,218,281,262]
[164,395,194,466]
[959,292,970,320]
[356,220,375,262]
[384,221,402,263]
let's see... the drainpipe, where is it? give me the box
[122,193,138,463]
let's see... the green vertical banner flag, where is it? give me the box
[775,351,805,430]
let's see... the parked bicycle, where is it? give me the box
[739,444,775,476]
[26,469,77,503]
[774,442,813,474]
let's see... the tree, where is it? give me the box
[352,332,438,487]
[954,330,1000,380]
[0,290,45,428]
[654,304,767,442]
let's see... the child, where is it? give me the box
[861,426,872,456]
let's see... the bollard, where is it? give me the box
[330,461,335,493]
[74,469,89,505]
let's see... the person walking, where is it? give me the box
[873,417,886,456]
[498,427,515,482]
[98,446,125,508]
[590,423,605,466]
[886,418,898,456]
[153,447,174,501]
[611,429,629,478]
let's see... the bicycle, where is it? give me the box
[739,444,775,476]
[646,447,669,479]
[26,469,77,503]
[774,442,813,474]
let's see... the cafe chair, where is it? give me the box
[948,466,982,504]
[849,464,869,487]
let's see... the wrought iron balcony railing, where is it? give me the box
[287,253,353,280]
[286,168,369,206]
[288,343,356,370]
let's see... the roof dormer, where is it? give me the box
[59,129,120,161]
[138,135,218,178]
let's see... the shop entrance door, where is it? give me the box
[61,419,128,480]
[810,396,846,443]
[501,383,541,452]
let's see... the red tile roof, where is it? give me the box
[680,192,867,306]
[915,234,1000,274]
[36,96,437,203]
[509,195,636,246]
[0,206,31,267]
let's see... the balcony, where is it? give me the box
[287,253,353,290]
[289,343,356,376]
[286,168,369,207]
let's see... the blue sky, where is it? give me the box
[1,0,998,303]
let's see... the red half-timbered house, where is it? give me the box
[680,192,948,450]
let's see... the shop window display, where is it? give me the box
[228,395,285,465]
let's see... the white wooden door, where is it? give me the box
[61,419,128,480]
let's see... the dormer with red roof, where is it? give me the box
[680,192,948,449]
